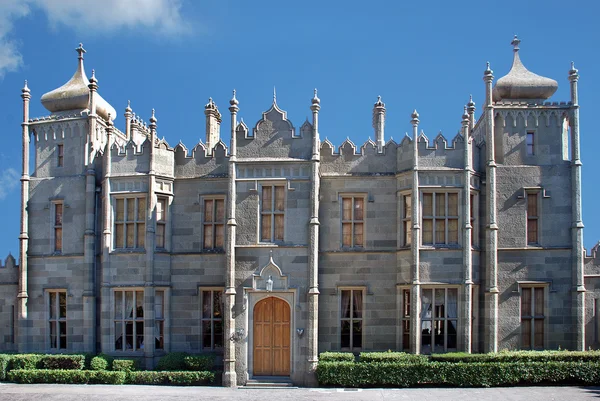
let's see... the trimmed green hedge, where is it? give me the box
[39,355,85,370]
[319,352,355,362]
[8,369,126,384]
[112,359,138,372]
[183,355,215,371]
[359,352,427,364]
[0,354,11,381]
[126,371,215,385]
[431,350,600,363]
[316,360,600,388]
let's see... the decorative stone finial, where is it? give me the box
[22,80,30,94]
[149,108,157,125]
[125,100,132,113]
[569,61,579,82]
[205,97,217,110]
[107,113,114,126]
[312,88,320,104]
[462,106,469,122]
[89,69,98,85]
[411,109,419,120]
[511,35,521,52]
[273,86,277,104]
[229,89,239,106]
[467,94,476,113]
[76,43,86,60]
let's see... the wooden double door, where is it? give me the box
[253,297,291,376]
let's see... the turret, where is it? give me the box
[205,98,222,154]
[373,96,386,153]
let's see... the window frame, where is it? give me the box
[154,289,166,351]
[400,288,411,351]
[470,191,479,247]
[420,286,459,354]
[57,144,64,167]
[113,288,145,352]
[52,201,63,253]
[421,191,460,246]
[402,193,412,247]
[113,195,147,250]
[47,289,67,351]
[339,287,365,351]
[526,191,540,246]
[340,194,366,248]
[260,184,286,243]
[200,288,224,351]
[156,197,168,250]
[526,131,535,156]
[520,284,547,350]
[202,196,226,250]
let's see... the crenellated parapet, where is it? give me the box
[585,242,600,276]
[0,254,19,284]
[417,131,465,169]
[173,139,229,179]
[319,137,397,176]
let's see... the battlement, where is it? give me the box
[0,254,19,285]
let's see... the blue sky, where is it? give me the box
[0,0,598,259]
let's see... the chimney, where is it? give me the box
[205,98,222,153]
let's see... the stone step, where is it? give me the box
[242,376,296,388]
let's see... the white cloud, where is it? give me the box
[0,168,20,200]
[0,0,189,77]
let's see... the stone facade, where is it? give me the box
[1,38,598,387]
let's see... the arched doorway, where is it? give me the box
[253,296,290,376]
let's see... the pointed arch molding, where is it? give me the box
[252,254,289,291]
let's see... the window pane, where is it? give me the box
[527,194,538,217]
[215,199,225,221]
[137,223,145,247]
[340,320,351,349]
[136,291,144,318]
[213,320,223,348]
[435,193,446,217]
[59,292,66,318]
[447,289,457,319]
[213,291,222,318]
[202,321,213,349]
[155,321,164,350]
[403,290,411,318]
[342,198,352,221]
[156,224,165,248]
[341,290,351,319]
[354,198,364,221]
[342,223,352,247]
[127,199,135,221]
[125,322,134,350]
[521,319,531,349]
[435,220,445,244]
[521,288,532,317]
[534,319,544,348]
[59,322,67,349]
[115,224,124,248]
[352,320,362,348]
[55,228,62,251]
[116,199,124,221]
[115,291,123,319]
[434,289,445,319]
[204,199,214,222]
[448,193,458,216]
[534,288,544,316]
[448,219,458,244]
[115,322,123,350]
[261,215,271,241]
[55,204,63,225]
[423,194,433,216]
[137,198,146,221]
[423,219,433,244]
[404,195,412,218]
[215,224,225,248]
[262,186,272,212]
[203,225,213,249]
[126,291,134,318]
[352,291,362,319]
[155,291,164,319]
[202,291,212,319]
[49,292,56,319]
[353,223,363,247]
[274,214,284,241]
[126,223,135,248]
[527,220,538,244]
[404,221,412,246]
[50,321,57,348]
[157,199,166,222]
[275,186,285,211]
[136,321,144,349]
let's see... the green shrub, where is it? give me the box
[431,350,600,363]
[156,352,189,371]
[359,352,427,364]
[126,371,215,385]
[0,354,12,381]
[316,360,600,388]
[39,355,85,370]
[7,369,126,385]
[90,356,109,371]
[319,352,355,362]
[112,359,138,372]
[183,355,215,371]
[10,354,42,370]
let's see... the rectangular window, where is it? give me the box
[156,198,167,249]
[422,193,459,245]
[114,289,144,351]
[57,144,64,167]
[201,290,223,350]
[420,288,458,354]
[341,196,364,247]
[340,289,363,350]
[48,290,67,350]
[203,198,225,249]
[261,185,285,242]
[54,202,63,253]
[521,286,544,349]
[402,289,410,351]
[526,132,535,156]
[155,290,165,350]
[403,195,412,246]
[470,193,476,246]
[527,192,539,245]
[114,197,146,249]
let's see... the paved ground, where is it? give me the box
[0,384,600,401]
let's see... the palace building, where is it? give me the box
[1,37,599,386]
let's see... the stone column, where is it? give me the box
[101,117,113,354]
[17,81,31,353]
[223,91,239,387]
[124,101,132,141]
[83,72,99,353]
[569,63,585,350]
[483,63,498,353]
[307,90,321,385]
[409,110,422,354]
[144,110,158,369]
[461,107,473,353]
[373,96,386,153]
